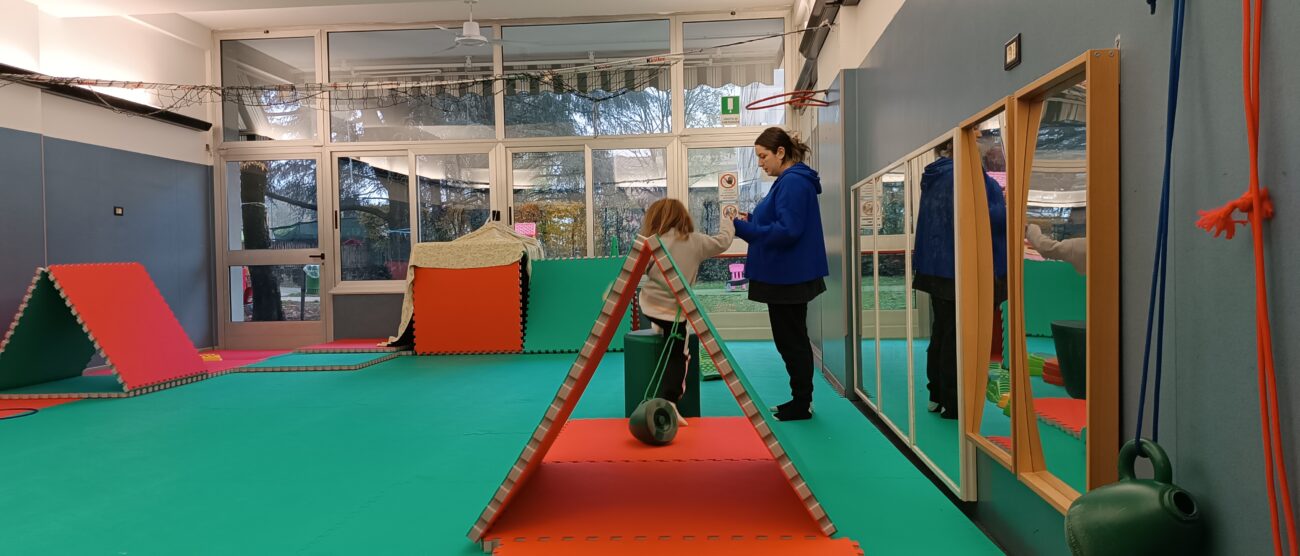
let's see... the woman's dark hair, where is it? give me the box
[755,127,812,164]
[935,139,954,158]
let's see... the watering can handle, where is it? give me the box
[1119,438,1173,483]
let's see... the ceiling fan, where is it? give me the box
[432,0,534,53]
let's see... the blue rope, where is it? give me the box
[1136,0,1187,448]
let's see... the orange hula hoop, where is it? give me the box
[745,90,830,110]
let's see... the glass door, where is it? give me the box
[219,155,329,349]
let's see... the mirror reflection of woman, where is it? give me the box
[913,139,1008,419]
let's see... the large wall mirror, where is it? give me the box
[853,132,968,496]
[955,100,1015,472]
[963,50,1118,511]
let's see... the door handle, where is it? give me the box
[309,253,326,260]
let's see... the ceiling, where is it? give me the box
[29,0,791,31]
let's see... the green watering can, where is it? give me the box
[629,397,678,446]
[1065,439,1205,555]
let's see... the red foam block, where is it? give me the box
[546,417,772,463]
[414,263,523,354]
[48,264,205,390]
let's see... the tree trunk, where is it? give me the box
[240,162,284,321]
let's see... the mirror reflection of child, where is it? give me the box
[1025,224,1087,275]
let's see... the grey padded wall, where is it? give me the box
[850,1,1300,554]
[815,75,851,393]
[0,129,215,349]
[333,294,404,340]
[0,128,46,327]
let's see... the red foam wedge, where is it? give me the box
[493,537,864,555]
[414,263,523,354]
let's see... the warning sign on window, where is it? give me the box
[721,96,741,126]
[859,186,881,232]
[718,172,739,201]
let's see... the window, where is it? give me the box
[328,28,495,142]
[226,159,318,251]
[337,156,411,280]
[684,19,785,129]
[512,151,586,257]
[221,38,317,142]
[416,153,491,242]
[503,20,670,137]
[229,265,321,322]
[592,148,667,256]
[686,146,774,235]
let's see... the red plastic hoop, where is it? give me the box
[745,90,830,110]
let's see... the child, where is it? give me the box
[638,198,735,425]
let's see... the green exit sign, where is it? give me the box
[721,96,741,115]
[721,96,741,126]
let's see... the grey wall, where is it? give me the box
[0,128,45,326]
[851,1,1300,554]
[0,130,214,348]
[815,75,851,392]
[334,293,404,340]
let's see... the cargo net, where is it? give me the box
[0,24,824,123]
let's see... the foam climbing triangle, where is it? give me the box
[467,237,846,552]
[414,262,524,355]
[0,263,206,398]
[522,257,633,353]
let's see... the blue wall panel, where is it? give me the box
[0,128,45,326]
[40,138,214,348]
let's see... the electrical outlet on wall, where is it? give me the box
[1004,34,1022,70]
[113,206,124,216]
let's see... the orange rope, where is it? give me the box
[1198,1,1297,553]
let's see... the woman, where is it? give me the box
[732,127,829,422]
[913,139,1007,420]
[639,198,735,425]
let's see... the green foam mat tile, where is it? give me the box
[522,257,633,354]
[700,352,720,381]
[0,273,98,391]
[237,352,400,372]
[1023,259,1086,337]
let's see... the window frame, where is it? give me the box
[210,12,796,331]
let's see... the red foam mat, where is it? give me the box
[485,460,823,544]
[493,537,864,555]
[208,350,291,361]
[414,263,523,355]
[1,398,80,412]
[989,436,1012,451]
[546,418,771,463]
[1035,397,1087,438]
[295,339,396,353]
[47,264,205,390]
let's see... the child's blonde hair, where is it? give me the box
[641,198,695,240]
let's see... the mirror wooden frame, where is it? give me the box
[856,130,971,498]
[959,50,1120,512]
[955,97,1016,472]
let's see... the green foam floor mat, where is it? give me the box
[522,257,632,353]
[238,352,400,372]
[0,346,999,555]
